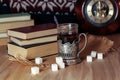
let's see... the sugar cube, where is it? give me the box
[31,66,40,75]
[97,53,103,60]
[51,64,58,71]
[55,56,63,64]
[57,62,65,69]
[86,55,92,62]
[90,51,97,58]
[35,57,43,65]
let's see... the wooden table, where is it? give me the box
[0,33,120,80]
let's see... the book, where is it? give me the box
[0,19,34,33]
[8,23,57,39]
[8,41,58,59]
[0,33,8,38]
[0,13,31,23]
[10,35,57,46]
[0,38,10,45]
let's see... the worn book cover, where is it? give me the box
[0,19,34,33]
[8,23,57,39]
[8,41,58,59]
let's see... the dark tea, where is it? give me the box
[57,33,79,44]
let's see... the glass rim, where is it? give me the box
[59,23,78,27]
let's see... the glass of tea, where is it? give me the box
[57,23,87,65]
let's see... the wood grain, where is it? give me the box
[0,34,120,80]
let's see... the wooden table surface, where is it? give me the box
[0,33,120,80]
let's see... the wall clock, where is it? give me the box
[75,0,120,34]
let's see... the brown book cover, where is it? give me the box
[10,35,57,46]
[8,41,58,59]
[8,23,57,39]
[0,19,34,33]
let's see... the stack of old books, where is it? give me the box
[7,23,58,59]
[0,13,34,46]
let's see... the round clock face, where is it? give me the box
[82,0,118,27]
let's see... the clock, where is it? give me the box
[74,0,120,34]
[83,0,118,27]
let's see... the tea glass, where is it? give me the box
[57,23,87,65]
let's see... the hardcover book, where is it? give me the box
[8,23,57,39]
[0,13,31,23]
[8,41,58,59]
[0,19,34,33]
[10,35,57,46]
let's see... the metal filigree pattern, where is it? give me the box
[58,40,78,59]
